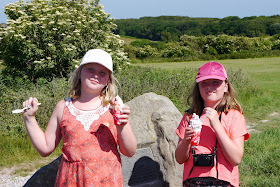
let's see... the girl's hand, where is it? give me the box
[183,127,194,142]
[114,104,137,157]
[175,126,194,164]
[22,97,39,117]
[115,105,131,126]
[203,107,220,128]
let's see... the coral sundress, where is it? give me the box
[55,98,123,187]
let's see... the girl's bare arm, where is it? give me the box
[23,98,64,157]
[115,105,137,157]
[175,127,194,164]
[204,107,244,166]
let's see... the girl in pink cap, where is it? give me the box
[21,49,137,186]
[175,61,249,186]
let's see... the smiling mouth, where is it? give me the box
[90,79,99,84]
[206,91,215,94]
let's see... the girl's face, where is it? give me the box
[198,79,228,108]
[80,63,110,94]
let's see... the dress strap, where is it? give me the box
[65,97,71,106]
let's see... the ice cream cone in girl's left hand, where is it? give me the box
[112,96,124,125]
[189,113,203,146]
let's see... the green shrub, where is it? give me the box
[135,45,159,59]
[0,0,128,81]
[124,34,278,62]
[272,40,280,50]
[160,42,194,58]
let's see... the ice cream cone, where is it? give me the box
[189,113,202,146]
[113,96,124,125]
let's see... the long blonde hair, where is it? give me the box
[186,79,242,116]
[68,66,118,106]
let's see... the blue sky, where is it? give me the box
[1,0,280,23]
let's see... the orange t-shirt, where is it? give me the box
[176,109,249,187]
[55,98,123,187]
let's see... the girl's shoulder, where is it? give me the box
[50,99,66,122]
[223,108,245,122]
[54,99,66,112]
[225,108,243,116]
[57,99,67,106]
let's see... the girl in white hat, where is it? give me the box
[22,49,137,186]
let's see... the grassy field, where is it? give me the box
[120,36,138,44]
[135,57,280,186]
[0,57,279,186]
[134,57,280,121]
[134,57,280,92]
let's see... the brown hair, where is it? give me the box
[68,66,118,106]
[186,79,242,116]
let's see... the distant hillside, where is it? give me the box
[114,15,280,41]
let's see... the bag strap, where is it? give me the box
[215,139,218,179]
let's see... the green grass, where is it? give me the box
[120,36,137,45]
[239,125,280,186]
[119,35,142,44]
[0,135,61,175]
[0,57,279,186]
[0,77,68,173]
[134,57,280,121]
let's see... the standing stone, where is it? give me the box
[123,92,183,187]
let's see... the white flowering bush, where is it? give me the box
[272,40,280,50]
[0,0,128,80]
[135,45,158,59]
[161,42,193,58]
[179,34,274,55]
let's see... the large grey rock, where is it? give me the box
[121,148,166,187]
[24,92,184,187]
[125,92,183,187]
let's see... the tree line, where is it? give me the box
[114,15,280,41]
[124,34,280,63]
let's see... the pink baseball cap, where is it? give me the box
[196,61,227,83]
[80,49,113,72]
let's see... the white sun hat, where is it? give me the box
[79,49,113,72]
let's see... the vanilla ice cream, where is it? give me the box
[189,113,203,146]
[113,96,124,125]
[189,113,202,130]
